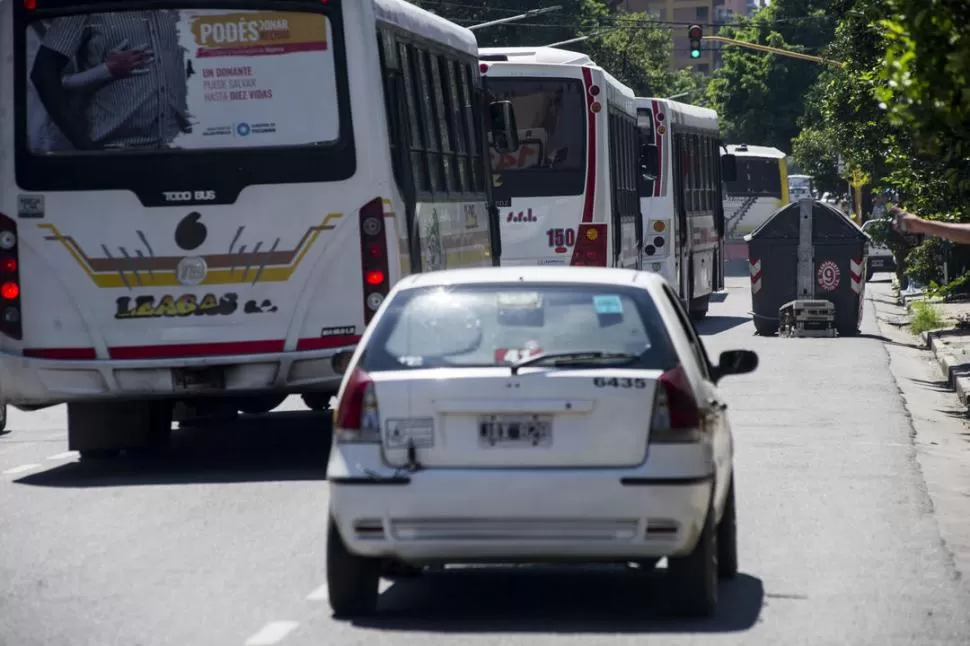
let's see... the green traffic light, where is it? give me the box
[691,50,701,58]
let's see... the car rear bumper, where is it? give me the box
[0,347,346,408]
[329,466,713,564]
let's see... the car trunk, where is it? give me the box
[372,366,659,469]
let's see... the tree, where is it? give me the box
[876,0,970,208]
[705,0,836,153]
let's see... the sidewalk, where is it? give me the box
[896,278,970,409]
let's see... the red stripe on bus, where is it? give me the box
[23,347,97,360]
[26,336,361,361]
[580,67,597,223]
[652,99,664,198]
[109,340,286,360]
[296,335,362,351]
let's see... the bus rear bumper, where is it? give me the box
[0,348,345,408]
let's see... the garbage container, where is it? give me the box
[745,198,869,336]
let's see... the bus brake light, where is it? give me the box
[1,282,19,300]
[365,270,385,286]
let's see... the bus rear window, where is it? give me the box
[485,77,586,199]
[25,9,339,153]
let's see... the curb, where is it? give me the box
[919,329,970,408]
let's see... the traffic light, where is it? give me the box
[688,24,703,59]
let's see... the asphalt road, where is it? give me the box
[3,273,970,646]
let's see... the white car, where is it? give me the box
[325,267,758,618]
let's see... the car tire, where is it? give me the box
[717,476,738,579]
[327,515,380,618]
[0,404,6,432]
[668,502,718,618]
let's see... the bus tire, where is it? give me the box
[753,319,778,336]
[238,394,287,415]
[301,392,333,411]
[68,400,171,456]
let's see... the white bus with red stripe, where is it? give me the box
[480,47,641,269]
[636,97,736,319]
[1,0,513,458]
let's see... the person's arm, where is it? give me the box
[892,207,970,244]
[30,17,93,149]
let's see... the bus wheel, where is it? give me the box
[68,400,172,457]
[301,392,333,411]
[238,394,287,415]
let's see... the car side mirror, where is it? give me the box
[714,349,758,381]
[721,153,738,183]
[331,349,355,376]
[640,142,658,180]
[489,100,519,153]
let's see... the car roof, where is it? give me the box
[394,266,668,290]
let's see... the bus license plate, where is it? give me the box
[173,366,226,390]
[479,415,552,447]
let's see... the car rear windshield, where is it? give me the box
[360,283,678,372]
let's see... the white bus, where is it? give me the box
[0,0,516,458]
[636,98,736,319]
[479,47,641,269]
[720,144,789,267]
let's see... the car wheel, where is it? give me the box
[667,502,718,618]
[0,404,6,432]
[327,515,380,618]
[717,476,738,579]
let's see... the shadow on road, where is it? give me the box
[15,410,331,488]
[854,332,920,348]
[695,316,751,336]
[354,567,763,633]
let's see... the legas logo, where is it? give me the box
[163,190,216,202]
[506,208,536,223]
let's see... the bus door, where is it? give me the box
[671,130,690,297]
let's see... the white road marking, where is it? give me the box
[244,621,299,646]
[306,578,391,602]
[305,584,328,601]
[47,451,79,461]
[3,464,41,476]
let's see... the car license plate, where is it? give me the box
[478,415,552,447]
[172,366,226,390]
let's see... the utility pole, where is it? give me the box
[468,6,562,31]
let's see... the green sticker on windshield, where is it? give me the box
[593,294,623,314]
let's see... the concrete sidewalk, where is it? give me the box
[895,277,970,409]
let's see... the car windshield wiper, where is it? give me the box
[509,351,640,375]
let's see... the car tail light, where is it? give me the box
[334,367,381,443]
[0,213,23,340]
[570,224,608,266]
[359,198,390,325]
[649,364,702,443]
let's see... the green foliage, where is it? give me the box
[876,0,970,196]
[706,0,837,153]
[909,300,943,335]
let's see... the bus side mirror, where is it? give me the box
[721,153,738,183]
[640,142,658,180]
[489,100,519,153]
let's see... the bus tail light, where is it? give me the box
[0,213,23,341]
[570,224,607,267]
[359,198,390,325]
[645,220,669,259]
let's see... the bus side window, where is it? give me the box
[399,43,431,195]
